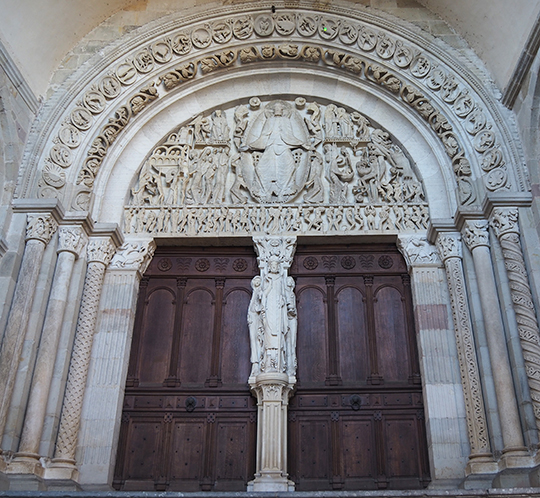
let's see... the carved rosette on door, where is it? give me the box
[124,98,429,237]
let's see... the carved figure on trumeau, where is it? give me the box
[249,236,297,380]
[126,97,430,235]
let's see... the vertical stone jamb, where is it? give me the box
[8,226,87,475]
[462,220,529,464]
[397,234,469,484]
[435,232,496,474]
[0,214,57,454]
[44,237,117,481]
[76,238,155,487]
[490,208,540,434]
[248,235,296,492]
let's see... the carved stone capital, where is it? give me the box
[436,233,462,262]
[25,213,58,244]
[57,226,87,257]
[253,235,297,270]
[109,239,156,273]
[87,238,117,266]
[462,220,490,250]
[397,234,441,269]
[490,207,519,238]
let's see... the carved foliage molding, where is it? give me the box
[33,8,518,208]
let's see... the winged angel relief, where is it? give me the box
[126,98,429,235]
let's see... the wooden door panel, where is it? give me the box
[220,287,251,385]
[115,246,257,491]
[342,418,376,479]
[296,285,328,385]
[289,245,430,490]
[374,285,409,382]
[336,285,368,383]
[215,420,251,482]
[123,418,163,482]
[169,420,205,481]
[297,419,330,480]
[138,286,176,385]
[180,287,214,385]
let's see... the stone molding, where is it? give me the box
[490,207,540,432]
[462,220,490,250]
[109,239,156,274]
[15,4,526,211]
[57,226,87,257]
[435,233,495,472]
[25,213,58,244]
[397,234,441,269]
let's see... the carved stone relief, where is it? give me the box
[124,98,429,236]
[31,8,520,210]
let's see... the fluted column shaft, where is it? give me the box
[9,226,86,474]
[0,214,58,447]
[45,238,116,480]
[436,233,495,474]
[462,220,526,456]
[490,208,540,433]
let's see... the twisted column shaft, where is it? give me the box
[491,208,540,432]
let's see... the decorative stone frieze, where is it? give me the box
[46,238,117,481]
[435,233,495,474]
[248,235,297,491]
[490,208,540,432]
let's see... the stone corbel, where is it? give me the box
[109,238,156,276]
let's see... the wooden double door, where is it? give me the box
[113,244,430,491]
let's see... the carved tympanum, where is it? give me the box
[125,98,429,235]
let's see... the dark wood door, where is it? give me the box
[113,246,258,491]
[288,244,430,490]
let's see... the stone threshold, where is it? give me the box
[2,490,540,498]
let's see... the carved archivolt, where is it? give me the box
[28,7,522,210]
[123,98,429,236]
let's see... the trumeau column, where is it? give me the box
[397,234,469,484]
[8,226,87,476]
[248,235,297,492]
[435,233,497,475]
[76,239,155,486]
[0,214,58,459]
[44,237,117,482]
[490,208,540,435]
[462,220,529,465]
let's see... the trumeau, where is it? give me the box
[14,2,528,217]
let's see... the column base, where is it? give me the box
[499,447,533,470]
[248,473,295,492]
[465,453,498,476]
[4,453,43,477]
[43,459,79,482]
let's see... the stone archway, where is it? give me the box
[3,2,540,492]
